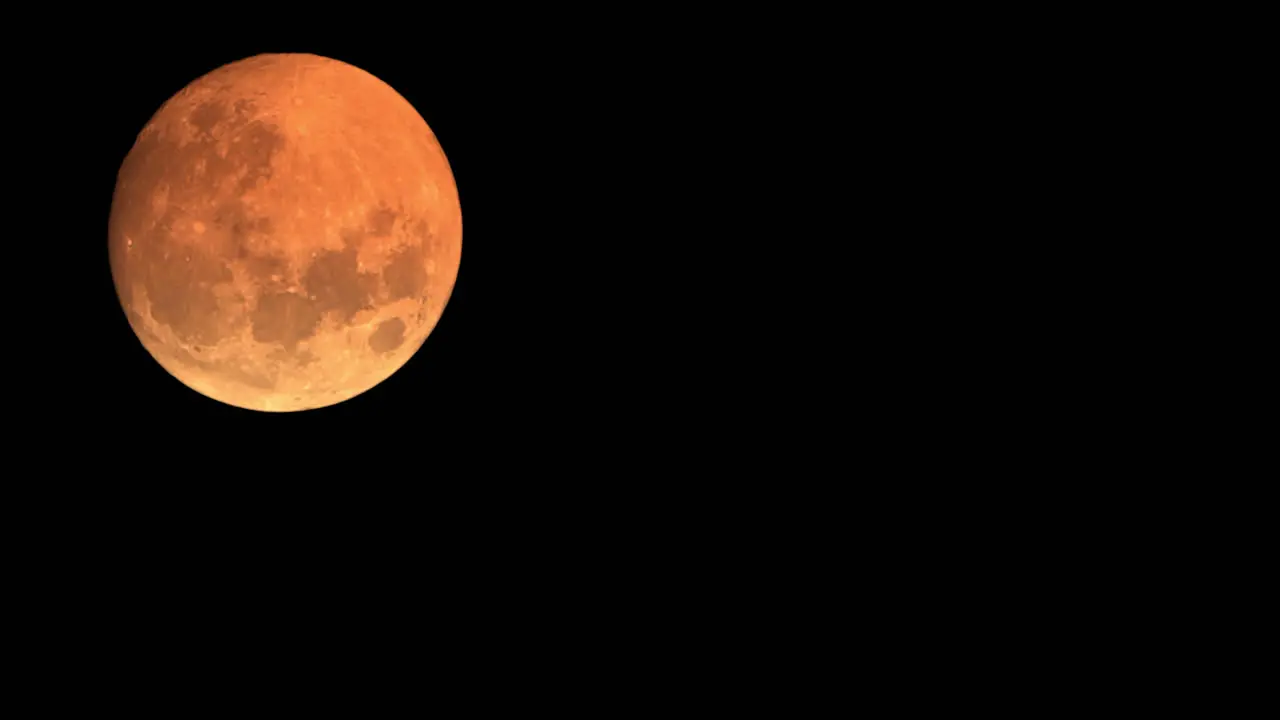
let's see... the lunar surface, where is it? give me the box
[109,53,462,411]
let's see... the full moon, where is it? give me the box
[109,53,462,411]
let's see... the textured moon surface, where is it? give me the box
[109,53,462,412]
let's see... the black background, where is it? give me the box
[1,20,831,672]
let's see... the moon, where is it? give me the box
[108,53,462,412]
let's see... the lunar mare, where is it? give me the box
[109,53,462,411]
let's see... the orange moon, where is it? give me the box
[108,53,462,412]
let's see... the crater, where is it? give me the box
[212,201,274,259]
[233,121,286,191]
[251,291,322,352]
[368,318,407,354]
[268,347,317,367]
[413,219,438,251]
[189,101,228,137]
[140,242,232,346]
[244,252,288,290]
[304,247,378,322]
[340,228,365,249]
[168,342,276,390]
[383,244,427,301]
[368,206,398,236]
